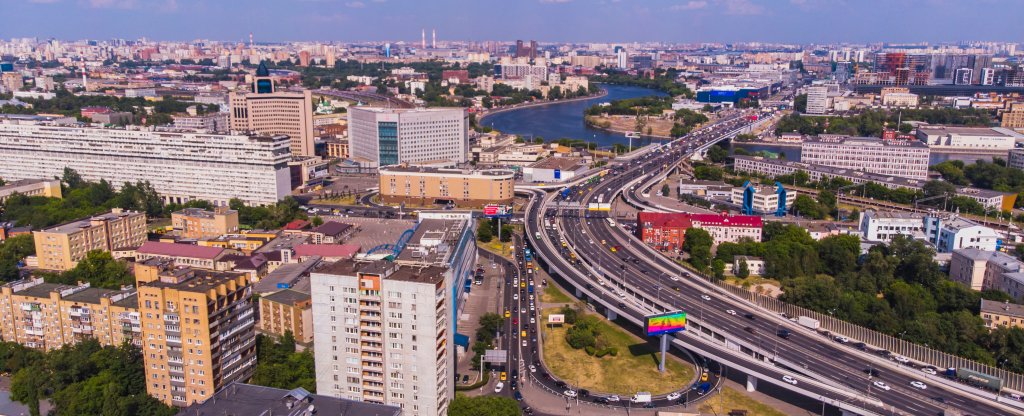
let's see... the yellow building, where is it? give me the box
[258,289,313,344]
[379,165,514,208]
[1002,102,1024,129]
[229,62,315,157]
[136,266,256,406]
[0,277,140,350]
[980,299,1024,330]
[32,209,147,271]
[0,179,62,203]
[197,234,269,254]
[171,207,239,240]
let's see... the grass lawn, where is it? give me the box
[698,386,788,416]
[316,195,357,205]
[542,284,574,304]
[477,240,514,259]
[540,308,694,395]
[148,218,171,231]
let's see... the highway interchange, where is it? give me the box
[519,112,1020,416]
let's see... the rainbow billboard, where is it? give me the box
[644,311,687,336]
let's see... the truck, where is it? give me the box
[630,392,651,403]
[797,316,820,330]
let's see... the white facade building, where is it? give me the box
[0,117,291,206]
[801,135,930,180]
[348,107,468,167]
[311,260,453,416]
[916,126,1020,151]
[858,210,925,243]
[805,85,829,114]
[924,215,1000,253]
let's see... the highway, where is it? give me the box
[523,113,1019,416]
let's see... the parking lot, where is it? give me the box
[322,216,416,251]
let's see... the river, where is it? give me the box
[732,143,1000,166]
[480,84,668,148]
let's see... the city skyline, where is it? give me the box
[3,0,1024,44]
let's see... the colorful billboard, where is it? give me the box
[644,311,687,336]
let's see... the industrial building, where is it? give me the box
[916,125,1020,150]
[522,157,587,183]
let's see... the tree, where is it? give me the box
[251,333,316,393]
[794,93,808,113]
[660,183,671,197]
[499,224,514,243]
[448,394,522,416]
[736,259,750,279]
[922,180,957,199]
[711,259,726,280]
[61,167,84,189]
[706,145,728,163]
[310,215,324,227]
[48,250,132,289]
[898,122,914,134]
[817,235,860,276]
[682,228,713,270]
[476,219,493,242]
[791,194,823,219]
[10,365,45,416]
[0,234,35,282]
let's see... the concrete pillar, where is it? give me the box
[746,375,757,392]
[574,286,584,298]
[840,410,858,416]
[606,309,617,321]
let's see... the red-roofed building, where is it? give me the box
[134,241,238,270]
[292,244,360,262]
[636,212,762,251]
[282,220,311,232]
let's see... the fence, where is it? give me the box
[685,266,1024,392]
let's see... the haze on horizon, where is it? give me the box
[2,0,1022,44]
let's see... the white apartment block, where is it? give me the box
[730,184,795,215]
[311,260,453,416]
[801,135,930,180]
[805,85,829,114]
[0,118,291,206]
[348,107,468,167]
[924,215,1000,253]
[881,92,919,108]
[858,210,925,243]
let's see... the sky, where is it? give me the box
[2,0,1023,44]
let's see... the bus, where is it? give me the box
[607,218,616,227]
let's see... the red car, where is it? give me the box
[512,318,518,325]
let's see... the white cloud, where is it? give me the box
[29,0,61,4]
[345,1,365,7]
[670,0,708,11]
[720,0,764,15]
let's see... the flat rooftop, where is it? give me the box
[805,135,929,148]
[529,157,585,170]
[918,126,1012,137]
[396,218,466,265]
[174,383,401,416]
[173,207,236,219]
[146,269,248,293]
[41,210,142,234]
[318,259,447,285]
[981,299,1024,319]
[380,164,514,177]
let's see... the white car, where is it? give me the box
[522,340,528,347]
[529,365,537,373]
[513,294,519,300]
[494,382,504,393]
[782,375,798,385]
[910,381,928,390]
[701,294,711,301]
[921,367,937,375]
[669,275,680,281]
[530,317,536,324]
[666,392,681,401]
[726,310,736,316]
[564,390,578,398]
[873,381,891,391]
[893,355,910,364]
[606,395,620,402]
[834,336,849,343]
[530,304,536,311]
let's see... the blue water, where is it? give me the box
[733,143,998,166]
[481,84,668,148]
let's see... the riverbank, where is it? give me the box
[477,87,609,123]
[583,115,675,140]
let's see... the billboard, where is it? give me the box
[548,314,565,324]
[483,204,513,218]
[644,311,687,336]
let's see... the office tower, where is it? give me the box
[33,209,147,271]
[229,62,316,156]
[0,116,292,206]
[805,85,828,114]
[421,29,426,49]
[137,267,256,407]
[432,29,436,48]
[0,277,140,350]
[311,260,453,416]
[299,51,311,67]
[514,40,538,60]
[348,107,468,167]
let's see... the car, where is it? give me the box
[530,304,536,311]
[834,336,849,343]
[669,275,680,281]
[530,317,536,324]
[864,368,881,378]
[893,355,910,364]
[873,381,891,391]
[666,392,682,401]
[701,294,711,301]
[564,390,578,398]
[505,310,511,318]
[578,389,590,397]
[500,372,507,381]
[512,318,518,325]
[512,370,518,380]
[522,406,534,415]
[910,381,928,390]
[592,397,609,404]
[726,309,736,315]
[462,374,469,384]
[744,313,755,320]
[514,391,523,401]
[513,293,519,300]
[744,326,756,334]
[921,367,937,375]
[522,340,528,347]
[777,329,791,339]
[782,375,798,385]
[854,342,867,350]
[494,382,504,393]
[554,380,567,388]
[529,365,537,373]
[606,395,620,402]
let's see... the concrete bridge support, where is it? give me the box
[746,375,758,392]
[606,309,618,321]
[574,286,584,298]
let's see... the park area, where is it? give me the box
[539,306,694,395]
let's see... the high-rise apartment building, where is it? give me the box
[0,116,292,206]
[515,40,537,60]
[0,277,140,350]
[311,260,453,416]
[348,107,468,167]
[171,207,240,240]
[800,135,930,180]
[33,209,147,271]
[229,62,316,156]
[136,266,256,407]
